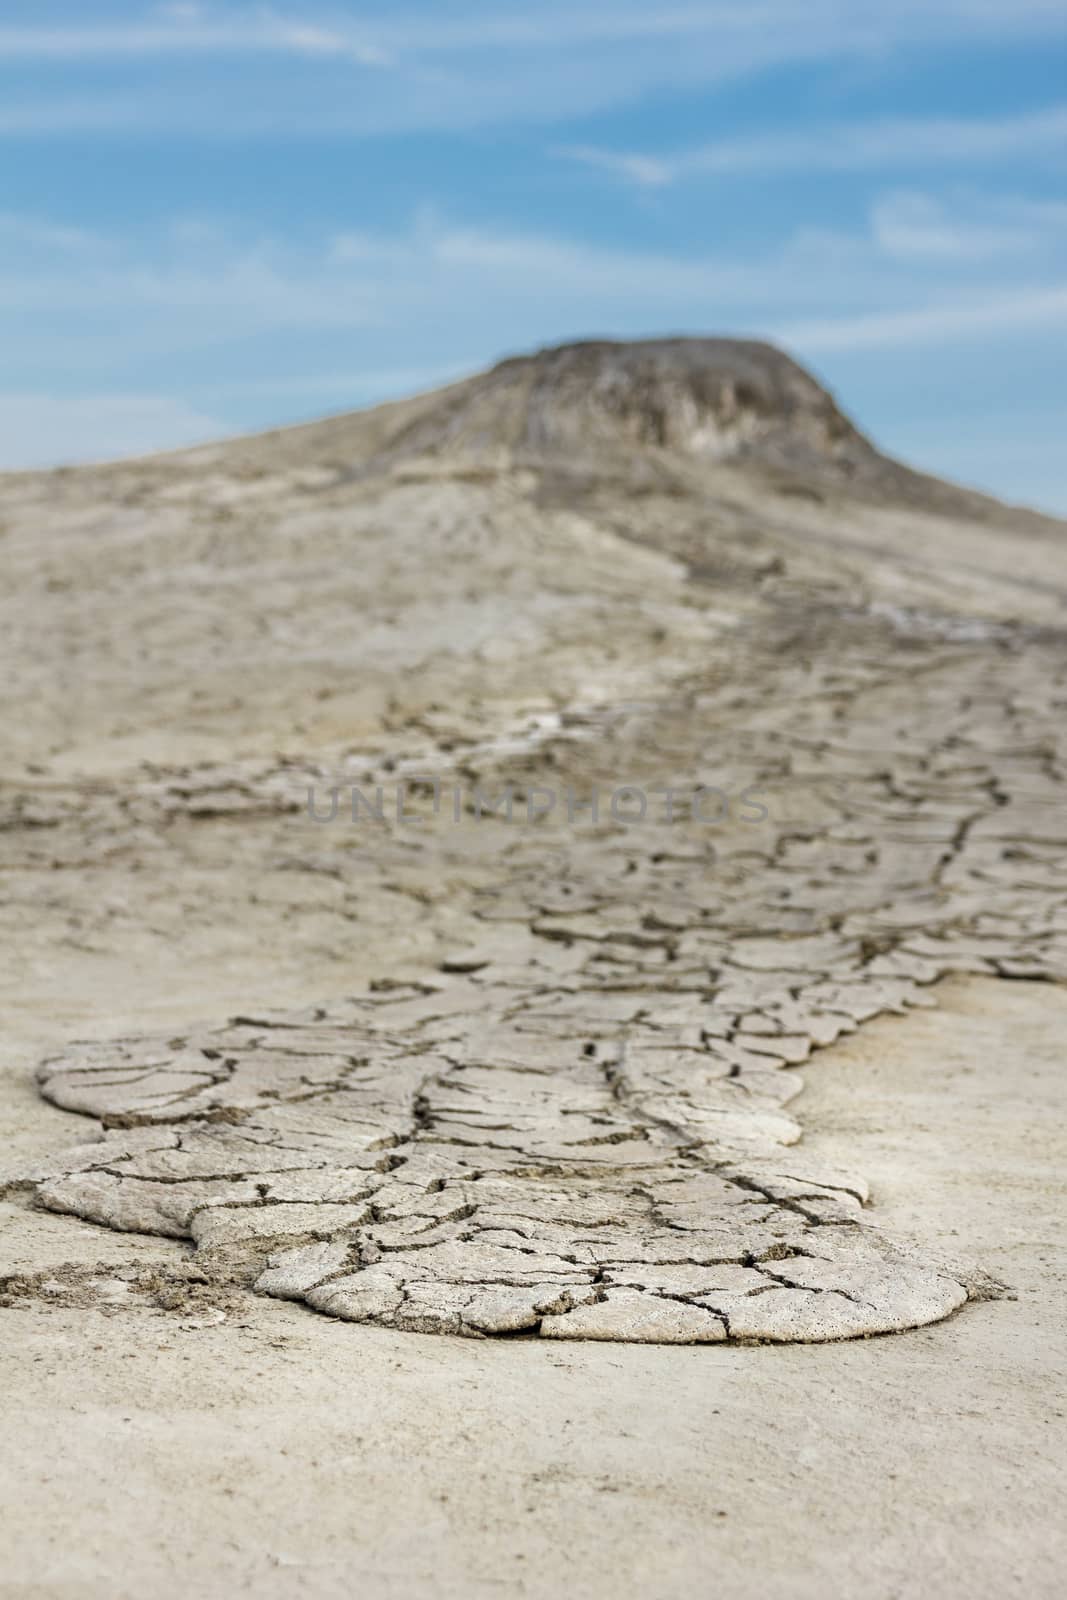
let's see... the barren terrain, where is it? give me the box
[2,339,1065,1594]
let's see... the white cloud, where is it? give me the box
[776,284,1067,352]
[2,200,1066,364]
[0,14,389,67]
[870,191,1067,260]
[0,96,149,135]
[560,105,1067,185]
[211,363,472,401]
[3,2,1065,62]
[554,146,673,188]
[0,392,228,468]
[0,370,476,468]
[0,210,107,254]
[2,4,1066,137]
[0,222,379,333]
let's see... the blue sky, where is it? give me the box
[2,2,1066,510]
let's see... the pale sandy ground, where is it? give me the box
[3,973,1064,1600]
[4,344,1066,1595]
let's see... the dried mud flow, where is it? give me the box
[4,337,1067,1343]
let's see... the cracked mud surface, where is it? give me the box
[6,975,1065,1600]
[5,338,1067,1343]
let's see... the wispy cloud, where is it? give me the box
[0,96,151,135]
[210,363,472,401]
[557,146,673,188]
[777,283,1067,352]
[0,13,390,66]
[870,192,1067,260]
[0,212,379,331]
[559,104,1067,185]
[5,2,1067,62]
[3,196,1065,383]
[0,391,227,469]
[0,210,107,254]
[3,4,1067,137]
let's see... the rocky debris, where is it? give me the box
[0,1257,244,1322]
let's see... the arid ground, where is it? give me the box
[2,339,1065,1596]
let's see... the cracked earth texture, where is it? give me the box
[4,338,1067,1344]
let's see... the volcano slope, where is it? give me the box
[3,337,1067,1343]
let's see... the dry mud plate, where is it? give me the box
[29,982,971,1344]
[8,338,1067,1345]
